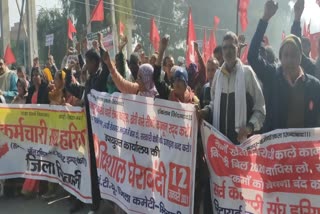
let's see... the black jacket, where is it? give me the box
[248,19,320,131]
[26,82,49,104]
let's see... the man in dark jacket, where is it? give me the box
[248,0,320,131]
[65,33,109,214]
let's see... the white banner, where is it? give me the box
[201,121,320,214]
[45,34,54,47]
[89,90,198,214]
[0,104,92,203]
[87,29,113,50]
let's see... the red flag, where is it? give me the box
[208,30,217,58]
[4,45,16,65]
[203,29,208,63]
[119,21,125,36]
[241,44,249,64]
[90,0,104,22]
[67,19,77,40]
[150,17,160,52]
[214,16,220,31]
[239,0,250,32]
[282,31,286,41]
[186,8,197,66]
[310,32,320,59]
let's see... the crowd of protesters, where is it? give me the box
[1,0,320,213]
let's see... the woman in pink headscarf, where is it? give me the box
[104,51,158,98]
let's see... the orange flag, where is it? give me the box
[239,0,250,32]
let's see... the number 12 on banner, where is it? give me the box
[168,162,191,207]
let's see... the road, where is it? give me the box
[0,195,115,214]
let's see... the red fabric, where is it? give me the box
[119,21,125,36]
[22,179,39,193]
[31,92,38,104]
[208,30,216,58]
[239,0,250,32]
[150,17,160,52]
[241,44,249,64]
[186,8,197,66]
[317,0,320,6]
[67,19,77,40]
[310,32,320,60]
[282,31,286,41]
[214,16,220,31]
[4,45,16,65]
[90,0,104,22]
[203,28,208,63]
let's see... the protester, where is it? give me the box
[199,31,266,144]
[128,52,140,80]
[48,55,58,77]
[105,52,158,97]
[16,66,29,88]
[149,53,158,67]
[161,55,175,85]
[11,78,28,104]
[199,57,220,109]
[22,67,50,198]
[48,70,67,105]
[65,32,109,214]
[248,0,320,131]
[214,45,224,66]
[107,36,134,94]
[188,42,206,97]
[0,58,18,103]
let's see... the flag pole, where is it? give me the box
[236,0,240,35]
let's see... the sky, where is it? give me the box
[9,0,61,27]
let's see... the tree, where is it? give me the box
[37,8,68,67]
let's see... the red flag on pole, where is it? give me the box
[186,8,197,66]
[4,45,16,65]
[203,28,208,63]
[90,0,104,22]
[214,16,220,31]
[119,21,125,36]
[208,30,217,58]
[241,44,249,64]
[150,17,160,52]
[67,19,77,40]
[239,0,250,32]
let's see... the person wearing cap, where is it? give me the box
[199,31,266,145]
[248,0,320,132]
[153,37,199,104]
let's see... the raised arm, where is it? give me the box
[291,0,316,76]
[193,42,206,86]
[247,0,278,83]
[153,37,171,100]
[102,49,139,95]
[65,63,85,100]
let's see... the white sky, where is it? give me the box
[9,0,61,27]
